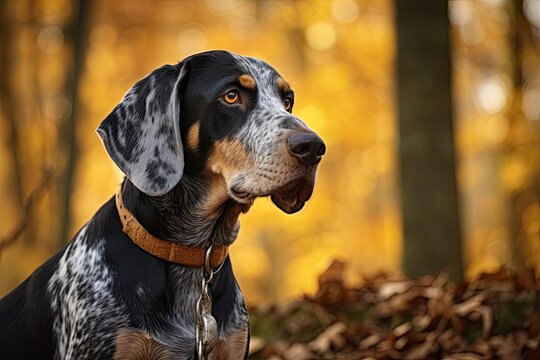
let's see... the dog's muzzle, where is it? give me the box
[270,131,325,214]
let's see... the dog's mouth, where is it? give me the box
[229,175,316,214]
[270,176,315,214]
[230,186,254,203]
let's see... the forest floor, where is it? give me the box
[248,261,540,360]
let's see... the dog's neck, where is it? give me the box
[121,175,249,248]
[119,176,249,339]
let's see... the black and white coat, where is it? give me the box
[0,50,325,359]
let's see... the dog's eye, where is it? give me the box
[223,90,240,104]
[284,97,293,112]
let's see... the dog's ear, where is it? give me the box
[96,62,189,196]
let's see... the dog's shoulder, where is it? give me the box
[45,197,170,358]
[0,247,62,358]
[92,197,169,322]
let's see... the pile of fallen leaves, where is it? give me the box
[248,261,540,360]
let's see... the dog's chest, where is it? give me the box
[115,324,249,359]
[131,267,249,359]
[115,289,250,359]
[48,226,248,359]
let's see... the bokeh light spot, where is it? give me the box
[177,26,207,55]
[306,22,337,51]
[522,82,540,121]
[331,0,360,24]
[37,26,64,54]
[44,95,72,122]
[474,76,507,114]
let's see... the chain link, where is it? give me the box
[195,245,224,360]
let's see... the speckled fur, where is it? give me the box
[48,226,129,359]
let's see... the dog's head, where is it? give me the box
[97,50,325,214]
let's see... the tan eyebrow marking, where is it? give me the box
[238,74,256,89]
[186,121,200,151]
[276,77,291,92]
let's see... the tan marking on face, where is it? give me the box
[204,139,255,215]
[202,174,254,217]
[206,139,253,179]
[202,174,231,217]
[238,74,256,89]
[277,77,291,93]
[186,122,200,151]
[209,327,249,359]
[115,327,174,360]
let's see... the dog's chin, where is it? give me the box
[228,172,316,214]
[271,194,305,214]
[270,177,315,214]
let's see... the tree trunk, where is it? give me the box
[0,3,24,206]
[506,0,540,269]
[58,0,90,246]
[396,0,464,279]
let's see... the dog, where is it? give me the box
[0,50,325,359]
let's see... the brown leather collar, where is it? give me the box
[115,191,228,267]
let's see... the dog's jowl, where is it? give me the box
[0,50,325,360]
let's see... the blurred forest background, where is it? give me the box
[0,0,539,306]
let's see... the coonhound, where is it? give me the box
[0,50,325,359]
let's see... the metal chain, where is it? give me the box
[195,245,224,360]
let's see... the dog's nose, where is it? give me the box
[287,132,326,166]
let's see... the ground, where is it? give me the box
[249,261,540,360]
